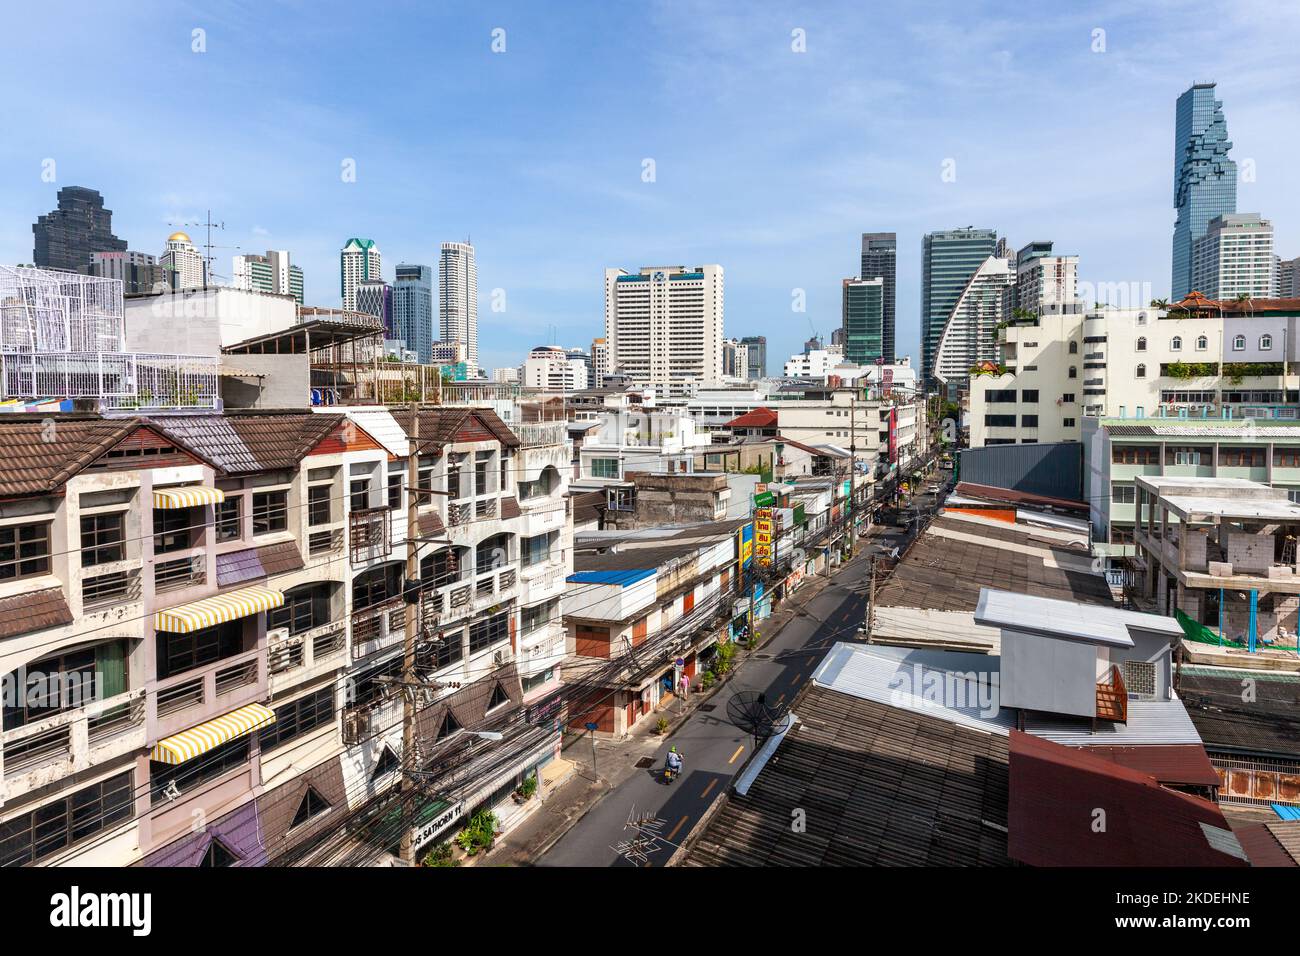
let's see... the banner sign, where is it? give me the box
[755,507,774,566]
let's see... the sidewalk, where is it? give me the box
[478,554,854,866]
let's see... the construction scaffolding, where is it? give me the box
[0,264,124,352]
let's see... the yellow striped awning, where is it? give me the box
[154,584,284,634]
[150,702,277,765]
[153,485,226,509]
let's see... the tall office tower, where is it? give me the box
[1172,82,1237,300]
[32,186,127,272]
[842,278,886,366]
[232,250,304,304]
[1278,256,1300,298]
[604,264,724,396]
[161,232,206,289]
[932,256,1014,390]
[591,336,610,385]
[1015,241,1079,316]
[439,241,478,373]
[1190,213,1275,299]
[722,338,750,378]
[89,251,169,294]
[392,264,435,364]
[830,328,845,347]
[860,233,897,362]
[739,335,767,378]
[355,279,394,337]
[340,238,381,311]
[920,227,998,384]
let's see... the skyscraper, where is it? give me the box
[232,250,304,304]
[739,335,767,378]
[1278,256,1300,298]
[89,251,170,295]
[161,232,206,289]
[860,233,896,362]
[932,256,1014,389]
[1172,82,1236,300]
[393,264,435,364]
[1014,241,1079,316]
[842,278,885,366]
[591,336,610,385]
[920,228,997,383]
[340,238,381,311]
[355,279,394,337]
[439,241,478,373]
[1190,213,1274,300]
[604,264,724,396]
[32,186,127,272]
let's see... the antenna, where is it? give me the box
[168,209,239,286]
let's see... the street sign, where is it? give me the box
[584,722,598,732]
[675,658,685,667]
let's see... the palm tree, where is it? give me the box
[1150,298,1169,310]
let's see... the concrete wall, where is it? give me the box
[221,355,310,409]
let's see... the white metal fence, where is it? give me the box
[0,352,219,409]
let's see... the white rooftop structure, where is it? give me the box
[974,588,1182,647]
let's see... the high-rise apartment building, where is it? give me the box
[1015,241,1079,316]
[521,345,589,391]
[739,335,767,378]
[604,264,724,396]
[1172,82,1237,300]
[340,238,381,311]
[232,250,303,304]
[592,336,610,385]
[932,256,1014,389]
[392,264,435,364]
[160,232,206,289]
[842,278,886,366]
[439,241,478,373]
[921,228,998,383]
[722,338,749,378]
[1190,213,1275,299]
[1278,256,1300,298]
[32,186,127,272]
[860,233,896,362]
[89,250,170,295]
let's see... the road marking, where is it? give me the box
[728,745,745,764]
[775,693,786,706]
[701,778,718,799]
[791,673,803,685]
[667,815,690,842]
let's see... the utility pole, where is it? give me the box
[867,558,877,640]
[399,402,420,866]
[848,394,856,560]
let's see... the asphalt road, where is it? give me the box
[538,465,952,867]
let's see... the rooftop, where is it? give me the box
[974,587,1183,648]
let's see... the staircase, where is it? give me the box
[1095,665,1128,723]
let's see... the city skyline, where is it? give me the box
[1,3,1297,375]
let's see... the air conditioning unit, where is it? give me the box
[267,627,291,644]
[493,648,514,665]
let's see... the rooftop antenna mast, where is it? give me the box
[168,210,239,286]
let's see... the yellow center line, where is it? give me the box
[728,745,745,764]
[791,673,803,685]
[775,693,786,706]
[666,815,690,842]
[701,778,718,799]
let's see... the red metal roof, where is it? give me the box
[954,481,1088,514]
[724,407,778,429]
[1081,744,1221,788]
[1232,822,1299,867]
[1007,731,1247,867]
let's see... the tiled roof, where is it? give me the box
[0,418,138,497]
[682,685,1011,867]
[149,413,344,474]
[416,510,445,537]
[390,407,519,455]
[0,587,74,639]
[1007,730,1247,867]
[500,496,521,519]
[216,542,305,588]
[724,407,778,429]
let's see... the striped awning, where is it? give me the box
[150,702,277,765]
[154,584,284,634]
[153,485,226,509]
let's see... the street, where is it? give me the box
[537,465,950,867]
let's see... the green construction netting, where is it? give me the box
[1174,607,1298,652]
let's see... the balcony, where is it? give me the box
[155,555,205,593]
[81,566,142,610]
[1,689,147,798]
[308,527,344,559]
[351,596,406,661]
[515,421,568,449]
[349,507,392,565]
[149,647,268,741]
[1096,665,1128,723]
[270,620,348,691]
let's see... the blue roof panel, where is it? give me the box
[567,568,656,587]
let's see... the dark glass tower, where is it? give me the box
[860,233,896,362]
[1172,83,1236,300]
[920,227,997,384]
[32,186,127,272]
[842,278,885,366]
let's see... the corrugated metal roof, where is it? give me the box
[1026,699,1205,746]
[959,442,1083,501]
[318,406,409,458]
[1274,803,1300,821]
[566,568,656,586]
[975,587,1182,645]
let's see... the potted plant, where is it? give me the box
[421,842,459,867]
[454,809,499,857]
[513,773,538,803]
[655,716,669,735]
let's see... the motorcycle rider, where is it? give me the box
[665,745,683,777]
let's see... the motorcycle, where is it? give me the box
[663,755,684,784]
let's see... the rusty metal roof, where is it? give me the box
[149,412,344,475]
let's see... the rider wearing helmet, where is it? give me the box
[666,745,682,773]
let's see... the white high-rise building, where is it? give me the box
[232,249,303,304]
[340,238,381,311]
[932,256,1014,389]
[1190,213,1275,300]
[440,241,478,373]
[591,336,610,386]
[521,345,589,391]
[1015,244,1079,316]
[604,264,724,396]
[161,232,206,289]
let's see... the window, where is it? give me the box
[521,668,555,693]
[1196,335,1208,351]
[3,640,127,730]
[308,485,331,527]
[476,534,511,575]
[1111,484,1136,504]
[1122,659,1156,699]
[150,736,249,804]
[1136,337,1147,352]
[1166,446,1211,466]
[253,490,288,534]
[370,746,399,781]
[469,612,509,653]
[153,508,192,555]
[983,414,1016,427]
[522,600,554,633]
[1021,390,1039,403]
[269,582,332,635]
[80,513,124,566]
[155,620,242,680]
[521,532,552,567]
[1063,418,1076,428]
[0,771,132,867]
[1068,341,1078,354]
[1111,445,1160,465]
[216,497,242,542]
[1135,364,1146,379]
[1275,448,1300,468]
[1219,447,1264,468]
[1170,336,1182,351]
[447,455,463,499]
[487,682,510,710]
[260,688,334,752]
[1233,334,1246,351]
[352,563,402,612]
[387,472,402,510]
[474,451,493,496]
[1021,415,1039,427]
[435,712,461,741]
[591,458,619,479]
[1061,393,1075,403]
[289,788,331,829]
[1260,334,1273,350]
[421,548,461,588]
[1068,366,1077,379]
[985,389,1017,403]
[201,840,239,868]
[417,455,437,494]
[350,478,371,512]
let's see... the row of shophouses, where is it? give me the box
[0,401,857,867]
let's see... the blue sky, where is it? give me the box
[1,0,1297,374]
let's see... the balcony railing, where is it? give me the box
[349,507,392,565]
[309,527,344,557]
[155,556,204,593]
[2,689,146,779]
[1096,665,1128,724]
[515,421,568,448]
[151,647,267,733]
[351,597,404,660]
[82,567,142,609]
